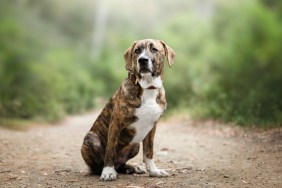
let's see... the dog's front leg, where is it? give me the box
[100,114,120,181]
[143,124,169,177]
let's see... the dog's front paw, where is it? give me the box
[100,166,117,181]
[148,169,169,177]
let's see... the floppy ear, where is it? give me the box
[124,41,137,71]
[160,41,176,68]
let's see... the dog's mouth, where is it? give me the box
[139,68,157,78]
[139,67,152,74]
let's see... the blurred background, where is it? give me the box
[0,0,281,127]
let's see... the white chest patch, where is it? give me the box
[139,74,162,89]
[130,89,164,143]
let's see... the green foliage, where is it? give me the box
[203,2,282,125]
[158,1,282,126]
[0,0,281,127]
[0,1,102,121]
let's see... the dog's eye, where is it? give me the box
[151,47,158,53]
[134,48,141,54]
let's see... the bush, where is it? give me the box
[158,1,282,126]
[0,1,102,121]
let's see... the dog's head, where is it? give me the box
[124,39,175,83]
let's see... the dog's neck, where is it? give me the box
[128,72,162,90]
[128,72,138,85]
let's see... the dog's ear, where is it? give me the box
[160,41,176,68]
[124,41,137,71]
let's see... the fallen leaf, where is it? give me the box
[16,176,22,180]
[8,174,18,180]
[242,180,249,184]
[160,147,169,151]
[247,157,258,160]
[156,181,165,186]
[196,168,205,171]
[165,166,192,172]
[53,168,71,174]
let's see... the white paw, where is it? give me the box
[100,166,117,181]
[149,169,169,177]
[132,166,146,174]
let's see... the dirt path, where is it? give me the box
[0,112,281,188]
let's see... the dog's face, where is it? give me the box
[124,39,175,79]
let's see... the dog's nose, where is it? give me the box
[138,57,149,66]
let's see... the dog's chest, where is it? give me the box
[130,89,164,143]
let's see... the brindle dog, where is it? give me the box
[81,39,175,181]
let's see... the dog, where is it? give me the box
[81,39,175,181]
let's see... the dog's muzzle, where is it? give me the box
[137,55,153,75]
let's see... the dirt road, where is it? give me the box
[0,111,281,188]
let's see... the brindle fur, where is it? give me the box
[81,39,175,175]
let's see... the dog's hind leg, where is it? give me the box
[115,143,146,174]
[81,131,104,174]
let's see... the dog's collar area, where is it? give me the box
[128,72,138,85]
[128,73,158,90]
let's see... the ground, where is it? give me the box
[0,111,281,188]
